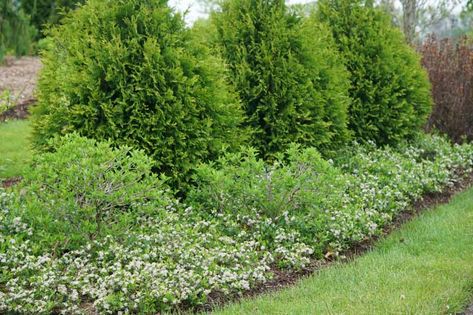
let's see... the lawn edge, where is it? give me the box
[198,171,473,314]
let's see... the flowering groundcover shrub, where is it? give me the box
[1,133,473,314]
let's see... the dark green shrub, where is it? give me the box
[316,0,432,145]
[11,133,173,254]
[32,0,245,189]
[0,0,36,62]
[211,0,351,158]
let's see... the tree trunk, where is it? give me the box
[401,0,417,44]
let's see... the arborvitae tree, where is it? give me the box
[32,0,246,190]
[317,0,432,145]
[211,0,351,158]
[0,0,35,61]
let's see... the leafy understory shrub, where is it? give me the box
[189,145,354,257]
[212,0,351,157]
[32,0,245,190]
[0,134,303,314]
[9,133,172,254]
[316,0,432,145]
[1,134,473,313]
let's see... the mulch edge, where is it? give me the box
[0,98,35,122]
[195,171,473,314]
[1,176,22,189]
[464,302,473,315]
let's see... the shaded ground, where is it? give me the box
[0,56,41,120]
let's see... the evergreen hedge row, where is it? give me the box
[32,0,434,189]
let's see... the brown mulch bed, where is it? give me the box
[464,303,473,315]
[197,172,473,313]
[0,56,42,121]
[1,177,22,189]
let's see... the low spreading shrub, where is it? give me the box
[188,145,353,257]
[189,134,473,256]
[189,145,348,219]
[316,0,432,145]
[211,0,351,158]
[8,133,172,254]
[420,36,473,143]
[31,0,245,190]
[1,133,473,313]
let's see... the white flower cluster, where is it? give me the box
[0,200,312,314]
[1,134,472,314]
[324,135,473,253]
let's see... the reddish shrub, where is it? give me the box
[420,36,473,142]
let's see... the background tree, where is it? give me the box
[395,0,461,43]
[0,0,35,62]
[378,0,401,25]
[400,0,417,43]
[20,0,84,38]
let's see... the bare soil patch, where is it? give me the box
[0,56,42,121]
[464,303,473,315]
[1,177,22,189]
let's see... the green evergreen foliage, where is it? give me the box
[0,0,36,61]
[211,0,351,158]
[31,0,245,189]
[316,0,432,145]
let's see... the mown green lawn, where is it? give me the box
[0,119,32,179]
[215,188,473,315]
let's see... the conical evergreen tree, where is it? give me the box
[317,0,432,145]
[212,0,351,158]
[32,0,246,190]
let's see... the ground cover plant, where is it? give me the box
[215,182,473,315]
[1,132,473,313]
[0,134,275,314]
